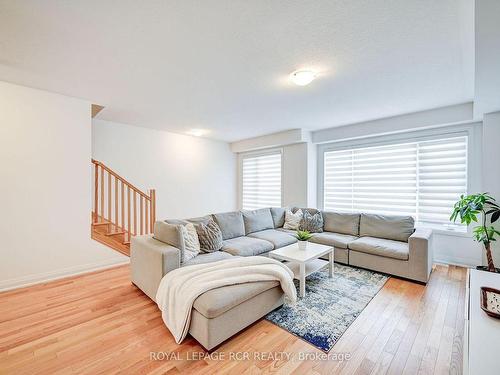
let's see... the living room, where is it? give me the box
[1,1,499,374]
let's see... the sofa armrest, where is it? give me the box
[130,234,181,301]
[408,228,433,283]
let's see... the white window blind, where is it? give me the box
[242,152,282,210]
[323,136,467,227]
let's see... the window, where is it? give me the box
[241,152,282,210]
[322,136,467,228]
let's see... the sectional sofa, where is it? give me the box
[131,207,432,349]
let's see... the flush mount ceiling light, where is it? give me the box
[290,70,317,86]
[187,128,207,137]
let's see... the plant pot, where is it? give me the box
[298,241,307,251]
[476,265,500,273]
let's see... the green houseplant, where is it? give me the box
[295,230,312,250]
[450,193,500,272]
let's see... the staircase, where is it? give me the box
[91,159,156,256]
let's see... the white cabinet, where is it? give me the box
[465,269,500,375]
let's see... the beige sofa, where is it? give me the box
[131,207,433,349]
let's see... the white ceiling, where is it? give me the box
[0,0,474,142]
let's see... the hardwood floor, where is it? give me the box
[0,264,466,374]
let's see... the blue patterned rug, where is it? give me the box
[266,263,389,352]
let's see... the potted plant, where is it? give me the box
[295,230,312,250]
[451,193,500,272]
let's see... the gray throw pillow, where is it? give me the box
[242,208,274,234]
[300,210,324,233]
[359,214,415,242]
[270,207,286,228]
[213,211,245,240]
[195,219,223,253]
[322,211,360,235]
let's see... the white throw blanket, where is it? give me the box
[156,256,297,344]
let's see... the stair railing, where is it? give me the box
[92,159,156,243]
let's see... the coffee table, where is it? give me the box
[269,242,334,297]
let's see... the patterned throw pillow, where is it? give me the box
[300,210,324,233]
[179,223,201,262]
[283,209,303,230]
[195,219,223,253]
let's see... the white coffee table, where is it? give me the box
[269,242,334,297]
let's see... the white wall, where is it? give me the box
[92,120,237,219]
[312,103,473,144]
[482,111,500,265]
[307,142,317,208]
[0,81,127,291]
[474,0,500,117]
[282,142,317,208]
[282,143,308,207]
[231,129,310,153]
[475,0,500,267]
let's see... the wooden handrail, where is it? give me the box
[92,159,156,245]
[91,159,151,200]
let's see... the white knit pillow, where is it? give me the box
[179,223,200,262]
[283,209,303,230]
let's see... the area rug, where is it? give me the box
[266,263,389,352]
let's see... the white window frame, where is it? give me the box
[317,123,482,235]
[238,148,284,210]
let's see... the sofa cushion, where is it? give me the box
[154,220,182,248]
[309,232,358,249]
[164,218,189,225]
[322,211,360,236]
[248,229,297,248]
[292,207,320,215]
[300,210,324,233]
[242,208,274,234]
[182,251,233,267]
[283,209,302,230]
[213,211,246,240]
[270,207,286,228]
[187,215,213,225]
[276,228,297,235]
[221,236,273,256]
[360,214,415,242]
[348,236,409,260]
[193,280,279,318]
[179,223,201,262]
[195,219,223,253]
[154,221,200,263]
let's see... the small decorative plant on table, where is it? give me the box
[451,193,500,273]
[295,230,312,250]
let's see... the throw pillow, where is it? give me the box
[300,210,324,233]
[179,223,201,262]
[283,208,303,230]
[153,221,200,263]
[195,219,223,253]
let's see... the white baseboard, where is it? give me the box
[433,255,479,268]
[0,258,130,292]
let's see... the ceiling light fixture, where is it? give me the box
[187,128,206,137]
[290,70,317,86]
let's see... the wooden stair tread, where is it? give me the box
[91,227,130,257]
[105,231,126,236]
[92,221,111,226]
